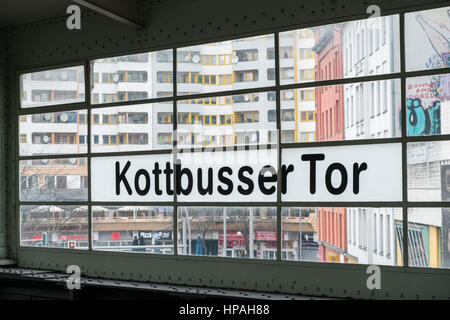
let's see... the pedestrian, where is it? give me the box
[132,235,138,252]
[138,235,145,252]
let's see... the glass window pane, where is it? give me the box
[177,148,278,202]
[20,66,85,108]
[91,154,173,202]
[406,73,449,137]
[92,206,174,255]
[19,158,88,202]
[407,141,450,202]
[19,110,87,156]
[177,206,277,259]
[282,207,402,266]
[20,205,88,249]
[281,79,401,143]
[279,15,400,85]
[177,34,274,95]
[177,92,275,148]
[90,50,173,104]
[407,208,449,269]
[91,103,172,153]
[405,6,450,72]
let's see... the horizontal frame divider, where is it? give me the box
[19,135,450,161]
[19,202,450,207]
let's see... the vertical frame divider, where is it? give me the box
[85,60,92,252]
[275,32,282,261]
[173,48,178,257]
[399,13,409,268]
[14,70,20,253]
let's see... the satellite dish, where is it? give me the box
[60,71,68,80]
[43,135,50,143]
[44,71,52,79]
[59,112,68,123]
[287,69,294,78]
[232,55,239,64]
[192,55,200,64]
[286,91,294,99]
[113,74,120,83]
[69,158,77,165]
[43,113,52,121]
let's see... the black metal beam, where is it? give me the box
[71,0,144,28]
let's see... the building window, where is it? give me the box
[267,48,275,60]
[201,55,217,65]
[300,69,314,80]
[280,47,293,59]
[281,109,295,121]
[81,176,88,189]
[234,111,259,124]
[300,89,314,100]
[157,72,172,83]
[267,69,276,81]
[102,135,119,145]
[299,48,314,59]
[157,51,173,63]
[234,70,258,82]
[282,130,295,143]
[102,114,118,124]
[235,49,258,62]
[300,132,315,142]
[280,68,294,80]
[119,71,148,82]
[267,110,276,122]
[21,175,38,190]
[218,74,233,85]
[158,113,172,124]
[157,133,172,145]
[300,111,315,122]
[56,176,67,189]
[299,28,314,38]
[128,133,149,145]
[44,176,55,189]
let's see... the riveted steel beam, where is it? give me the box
[71,0,145,29]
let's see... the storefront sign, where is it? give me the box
[254,231,277,241]
[111,232,121,241]
[138,230,172,240]
[57,235,88,241]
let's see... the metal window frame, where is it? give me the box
[8,3,450,300]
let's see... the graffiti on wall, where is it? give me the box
[407,98,440,136]
[415,11,450,69]
[406,77,442,136]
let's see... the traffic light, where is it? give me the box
[68,241,76,249]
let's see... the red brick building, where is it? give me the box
[313,25,347,263]
[314,25,344,141]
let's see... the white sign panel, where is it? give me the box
[91,143,402,202]
[282,143,402,202]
